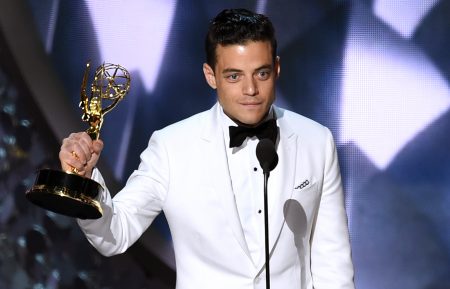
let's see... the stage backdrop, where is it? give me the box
[0,0,448,288]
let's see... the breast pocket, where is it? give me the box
[284,182,320,238]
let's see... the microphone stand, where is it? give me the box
[256,138,278,289]
[263,171,271,289]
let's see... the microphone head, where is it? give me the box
[256,138,278,173]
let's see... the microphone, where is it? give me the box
[256,138,278,289]
[256,138,278,173]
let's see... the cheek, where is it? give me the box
[216,85,239,105]
[261,80,276,94]
[261,83,277,102]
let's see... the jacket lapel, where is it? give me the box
[201,104,253,261]
[257,106,298,271]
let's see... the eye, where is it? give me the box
[257,70,271,80]
[225,73,240,82]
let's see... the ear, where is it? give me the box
[274,56,281,79]
[203,63,217,89]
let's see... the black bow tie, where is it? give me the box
[229,119,278,148]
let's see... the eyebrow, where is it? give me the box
[221,64,273,74]
[222,68,242,74]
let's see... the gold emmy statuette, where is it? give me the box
[26,62,131,219]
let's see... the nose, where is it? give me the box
[242,77,258,96]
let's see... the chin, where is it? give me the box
[238,116,263,126]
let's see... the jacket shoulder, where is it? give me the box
[153,109,211,140]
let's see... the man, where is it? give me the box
[60,8,354,289]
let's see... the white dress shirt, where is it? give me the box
[220,106,274,265]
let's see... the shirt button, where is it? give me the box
[253,167,258,172]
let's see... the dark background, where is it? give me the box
[0,0,449,288]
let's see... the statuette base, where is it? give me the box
[26,169,102,219]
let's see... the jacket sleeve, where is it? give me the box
[77,130,169,256]
[310,128,355,289]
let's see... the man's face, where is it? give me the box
[203,41,280,126]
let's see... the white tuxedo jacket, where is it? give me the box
[78,103,355,289]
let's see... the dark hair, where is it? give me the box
[205,8,277,70]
